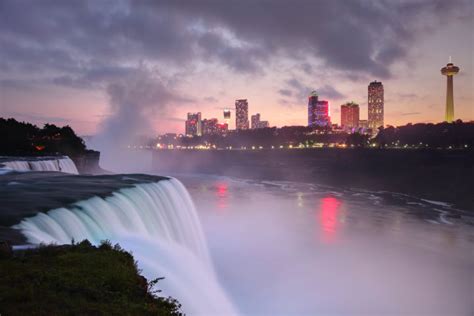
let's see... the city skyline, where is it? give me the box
[0,1,472,137]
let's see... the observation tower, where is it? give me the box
[441,59,460,123]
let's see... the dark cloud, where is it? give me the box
[0,0,469,85]
[278,89,292,97]
[282,78,345,103]
[318,85,346,100]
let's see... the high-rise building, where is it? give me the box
[251,113,260,129]
[340,101,360,131]
[308,91,331,127]
[235,99,249,130]
[368,81,384,132]
[185,112,202,136]
[308,91,319,126]
[441,61,460,123]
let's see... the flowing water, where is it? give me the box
[177,174,473,316]
[11,156,474,315]
[1,156,78,174]
[15,178,237,315]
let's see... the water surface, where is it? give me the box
[177,174,473,315]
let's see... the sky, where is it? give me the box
[0,0,473,136]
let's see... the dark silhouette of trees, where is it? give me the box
[374,121,473,148]
[0,118,86,156]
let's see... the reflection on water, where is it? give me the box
[319,196,342,243]
[214,182,229,210]
[174,174,474,315]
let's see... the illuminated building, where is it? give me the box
[185,112,202,136]
[235,99,249,130]
[308,91,331,127]
[202,118,218,135]
[251,113,260,129]
[259,121,269,128]
[358,120,368,129]
[201,118,228,136]
[217,123,229,135]
[368,81,384,132]
[251,113,269,129]
[340,102,360,131]
[441,61,460,123]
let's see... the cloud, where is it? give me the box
[318,85,346,100]
[278,89,292,97]
[400,112,421,116]
[0,0,469,82]
[281,79,345,103]
[203,96,219,103]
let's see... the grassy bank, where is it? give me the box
[0,240,182,315]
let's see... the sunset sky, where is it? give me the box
[0,0,473,136]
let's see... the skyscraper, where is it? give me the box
[441,61,460,123]
[235,99,249,130]
[368,81,384,132]
[185,112,202,136]
[340,102,360,131]
[308,91,331,127]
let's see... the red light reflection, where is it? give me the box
[319,196,342,243]
[214,182,229,210]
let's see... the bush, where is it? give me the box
[0,240,182,315]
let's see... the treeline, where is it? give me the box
[158,121,473,149]
[374,120,474,148]
[0,118,87,156]
[173,126,358,148]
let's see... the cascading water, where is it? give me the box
[1,156,79,174]
[14,178,237,315]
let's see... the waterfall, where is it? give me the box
[14,178,237,315]
[1,156,79,174]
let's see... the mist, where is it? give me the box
[180,175,473,315]
[88,67,180,173]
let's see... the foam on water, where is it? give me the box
[14,178,236,315]
[1,157,79,174]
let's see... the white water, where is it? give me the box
[14,178,236,315]
[1,157,79,174]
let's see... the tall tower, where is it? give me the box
[235,99,249,130]
[368,81,384,132]
[441,60,460,123]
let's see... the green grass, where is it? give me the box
[0,240,182,315]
